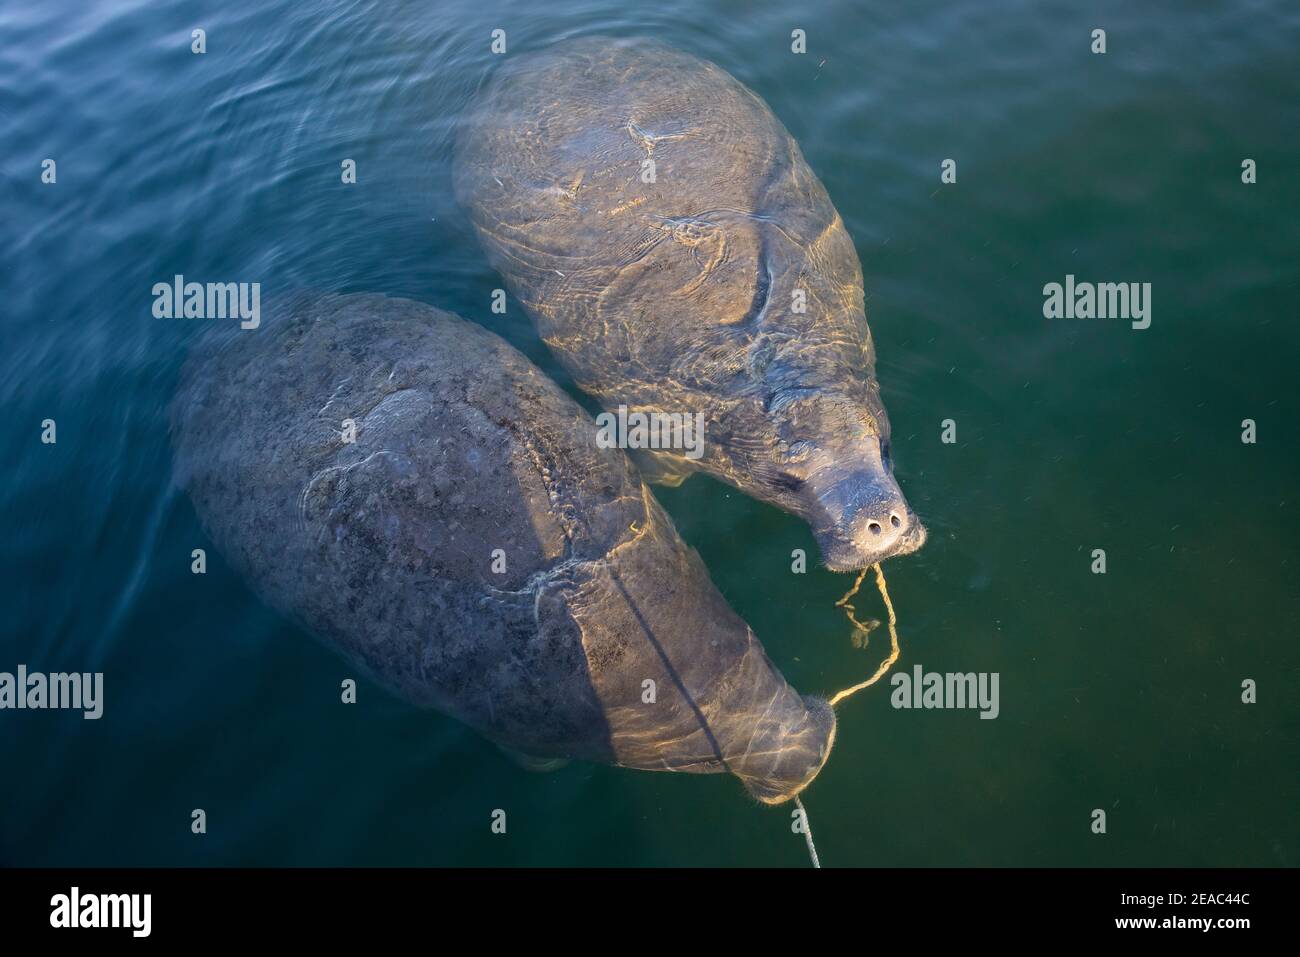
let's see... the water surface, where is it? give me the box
[2,0,1297,865]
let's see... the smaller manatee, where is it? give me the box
[171,292,834,804]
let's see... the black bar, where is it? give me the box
[0,867,1277,942]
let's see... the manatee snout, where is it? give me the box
[772,394,926,570]
[732,695,837,805]
[802,441,926,571]
[809,467,926,571]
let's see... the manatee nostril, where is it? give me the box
[890,513,901,529]
[867,521,882,536]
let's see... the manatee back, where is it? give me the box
[171,293,641,759]
[455,37,784,274]
[454,36,868,400]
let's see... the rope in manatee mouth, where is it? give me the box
[833,565,877,644]
[828,563,901,708]
[790,562,904,868]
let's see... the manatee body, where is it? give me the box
[171,293,833,803]
[455,38,925,570]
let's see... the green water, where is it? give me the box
[1,0,1296,865]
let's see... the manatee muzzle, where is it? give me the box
[808,463,927,571]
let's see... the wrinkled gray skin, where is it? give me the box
[455,37,925,570]
[171,293,834,804]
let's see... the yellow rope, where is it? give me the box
[781,564,904,866]
[784,564,902,866]
[834,566,879,647]
[828,563,901,708]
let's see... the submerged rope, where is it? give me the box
[782,564,904,867]
[828,563,901,708]
[833,566,878,646]
[794,794,820,868]
[783,564,903,867]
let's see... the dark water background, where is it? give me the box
[2,0,1297,866]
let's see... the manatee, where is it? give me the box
[170,292,834,804]
[455,37,926,570]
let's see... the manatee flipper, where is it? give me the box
[497,745,571,773]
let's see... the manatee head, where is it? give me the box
[763,388,926,572]
[730,694,837,805]
[595,500,838,805]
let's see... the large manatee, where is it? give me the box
[455,38,926,570]
[171,292,834,803]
